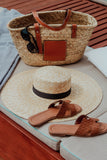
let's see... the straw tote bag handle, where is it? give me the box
[32,9,71,31]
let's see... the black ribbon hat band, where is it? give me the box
[33,86,71,99]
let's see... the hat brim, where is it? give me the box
[1,68,102,122]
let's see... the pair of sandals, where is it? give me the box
[28,100,107,137]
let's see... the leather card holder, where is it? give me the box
[44,40,66,61]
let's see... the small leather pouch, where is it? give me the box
[44,40,66,61]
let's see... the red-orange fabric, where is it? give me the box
[44,40,66,61]
[32,9,71,31]
[34,23,42,54]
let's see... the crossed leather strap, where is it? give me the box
[48,100,77,118]
[75,115,100,136]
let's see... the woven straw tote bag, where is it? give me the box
[8,9,97,66]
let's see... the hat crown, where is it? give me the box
[33,66,71,94]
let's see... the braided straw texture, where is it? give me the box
[1,68,102,122]
[33,66,71,94]
[8,10,97,66]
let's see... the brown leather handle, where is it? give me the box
[32,9,71,31]
[34,23,42,54]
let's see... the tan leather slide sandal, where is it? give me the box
[28,100,82,127]
[49,115,107,137]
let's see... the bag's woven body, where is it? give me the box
[8,10,97,66]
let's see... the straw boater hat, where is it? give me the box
[1,66,102,122]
